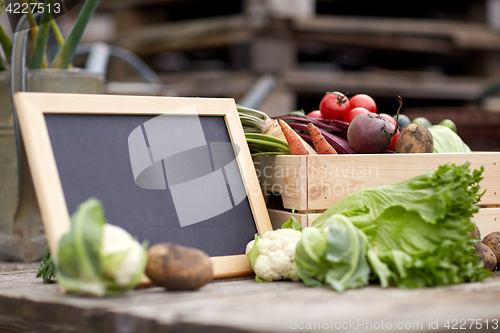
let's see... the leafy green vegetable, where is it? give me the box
[295,214,370,292]
[36,246,56,283]
[429,125,471,153]
[281,211,303,231]
[313,163,492,288]
[56,197,148,297]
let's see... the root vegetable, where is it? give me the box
[146,243,213,290]
[394,124,434,153]
[307,123,337,154]
[471,225,481,239]
[473,242,497,271]
[482,231,500,267]
[278,119,310,155]
[347,113,395,153]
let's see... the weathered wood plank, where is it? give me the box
[1,266,500,333]
[113,15,265,55]
[293,15,500,51]
[284,69,486,100]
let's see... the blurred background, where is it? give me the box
[3,0,500,150]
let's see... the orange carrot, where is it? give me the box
[307,123,338,154]
[277,119,309,155]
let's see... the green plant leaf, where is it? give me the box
[56,197,106,296]
[246,235,261,273]
[36,246,56,283]
[50,0,101,68]
[281,211,303,231]
[0,24,11,64]
[28,0,54,69]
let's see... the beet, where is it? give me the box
[347,113,395,153]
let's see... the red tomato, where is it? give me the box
[307,110,322,119]
[343,107,370,123]
[349,94,377,113]
[319,92,351,120]
[387,124,399,151]
[379,113,396,126]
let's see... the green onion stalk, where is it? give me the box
[0,0,100,71]
[237,105,292,156]
[50,0,101,68]
[0,0,9,70]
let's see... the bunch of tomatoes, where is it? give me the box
[307,92,399,151]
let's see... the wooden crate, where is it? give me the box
[254,153,500,238]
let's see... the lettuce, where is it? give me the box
[313,163,492,288]
[429,125,471,153]
[295,214,370,292]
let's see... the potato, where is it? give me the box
[473,242,497,271]
[146,243,213,290]
[394,123,434,153]
[470,224,481,239]
[482,232,500,268]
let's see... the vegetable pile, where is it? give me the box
[37,198,215,296]
[246,163,493,290]
[240,91,472,156]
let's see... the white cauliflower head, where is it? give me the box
[246,229,302,282]
[101,224,147,287]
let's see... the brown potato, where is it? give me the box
[394,123,434,154]
[473,242,497,271]
[482,232,500,268]
[470,224,481,239]
[146,243,213,290]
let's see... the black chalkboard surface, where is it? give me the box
[15,93,272,278]
[45,114,257,257]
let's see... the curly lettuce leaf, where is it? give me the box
[295,214,370,292]
[313,163,491,288]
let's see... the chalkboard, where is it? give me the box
[14,93,272,278]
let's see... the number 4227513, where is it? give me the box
[5,2,61,15]
[444,319,498,330]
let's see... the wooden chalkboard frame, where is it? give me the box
[14,92,272,279]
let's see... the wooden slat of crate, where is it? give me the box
[254,155,308,210]
[255,152,500,211]
[268,208,500,240]
[308,153,500,210]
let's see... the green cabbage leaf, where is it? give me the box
[313,163,491,288]
[56,198,148,297]
[429,125,471,153]
[295,214,371,292]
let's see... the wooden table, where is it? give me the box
[1,263,500,333]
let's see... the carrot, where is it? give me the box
[277,119,310,155]
[307,123,338,154]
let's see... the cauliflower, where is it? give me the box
[101,224,147,287]
[56,198,148,297]
[245,229,302,282]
